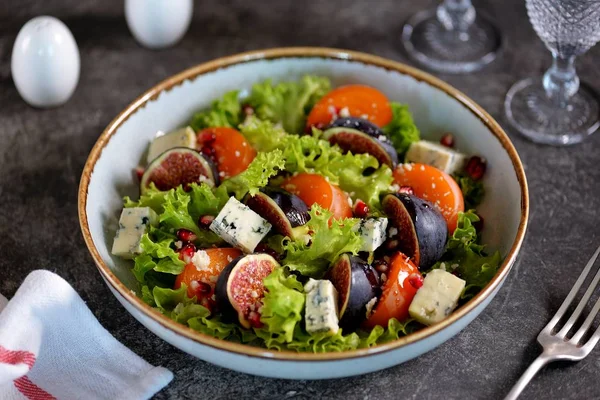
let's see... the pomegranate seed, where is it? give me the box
[255,243,280,260]
[440,133,455,148]
[134,167,145,181]
[353,200,369,218]
[201,146,216,157]
[197,131,216,144]
[195,281,212,295]
[247,311,264,329]
[398,186,414,195]
[473,214,485,232]
[465,156,486,181]
[176,228,197,243]
[178,243,196,263]
[198,215,215,229]
[408,274,424,289]
[242,104,255,116]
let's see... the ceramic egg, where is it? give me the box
[11,16,80,108]
[125,0,193,49]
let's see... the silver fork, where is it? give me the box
[505,244,600,400]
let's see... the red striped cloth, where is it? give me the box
[0,346,55,400]
[0,270,172,400]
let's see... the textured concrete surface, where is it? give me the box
[1,0,600,398]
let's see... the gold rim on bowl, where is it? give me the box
[78,47,529,361]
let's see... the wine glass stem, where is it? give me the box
[543,53,579,108]
[436,0,475,32]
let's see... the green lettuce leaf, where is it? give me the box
[239,117,393,209]
[159,186,222,245]
[280,205,362,278]
[217,149,286,200]
[454,174,485,209]
[123,183,168,212]
[383,102,420,154]
[150,285,242,340]
[359,318,419,347]
[190,90,242,131]
[187,182,229,220]
[269,326,361,352]
[246,76,331,134]
[431,211,501,299]
[132,234,185,282]
[259,268,305,343]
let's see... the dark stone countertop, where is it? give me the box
[2,0,600,398]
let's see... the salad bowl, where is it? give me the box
[78,47,528,379]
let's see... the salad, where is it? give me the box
[111,76,500,352]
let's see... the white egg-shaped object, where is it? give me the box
[11,16,80,108]
[125,0,193,49]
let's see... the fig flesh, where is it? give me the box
[140,147,218,194]
[215,253,279,328]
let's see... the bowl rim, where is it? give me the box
[78,47,529,361]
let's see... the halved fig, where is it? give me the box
[323,117,398,167]
[215,253,279,328]
[244,188,310,238]
[140,147,218,194]
[381,193,447,270]
[327,254,379,329]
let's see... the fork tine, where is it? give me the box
[571,293,600,344]
[543,244,600,333]
[557,262,600,338]
[583,318,600,353]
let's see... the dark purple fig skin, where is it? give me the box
[215,254,279,328]
[245,188,309,238]
[382,193,447,270]
[329,117,385,137]
[323,124,398,167]
[327,254,379,329]
[260,187,310,228]
[140,147,218,194]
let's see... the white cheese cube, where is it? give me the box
[111,207,158,259]
[405,140,468,175]
[408,269,466,326]
[147,126,196,163]
[352,218,388,252]
[304,279,340,335]
[209,197,271,253]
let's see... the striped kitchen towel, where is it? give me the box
[0,270,173,399]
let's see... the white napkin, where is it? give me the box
[0,270,173,400]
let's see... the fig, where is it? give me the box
[324,117,399,167]
[140,147,218,194]
[244,188,309,238]
[381,193,447,270]
[329,116,385,137]
[327,254,379,329]
[215,253,279,328]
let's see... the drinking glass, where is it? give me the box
[505,0,600,145]
[401,0,501,73]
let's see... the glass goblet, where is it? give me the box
[402,0,501,73]
[504,0,600,145]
